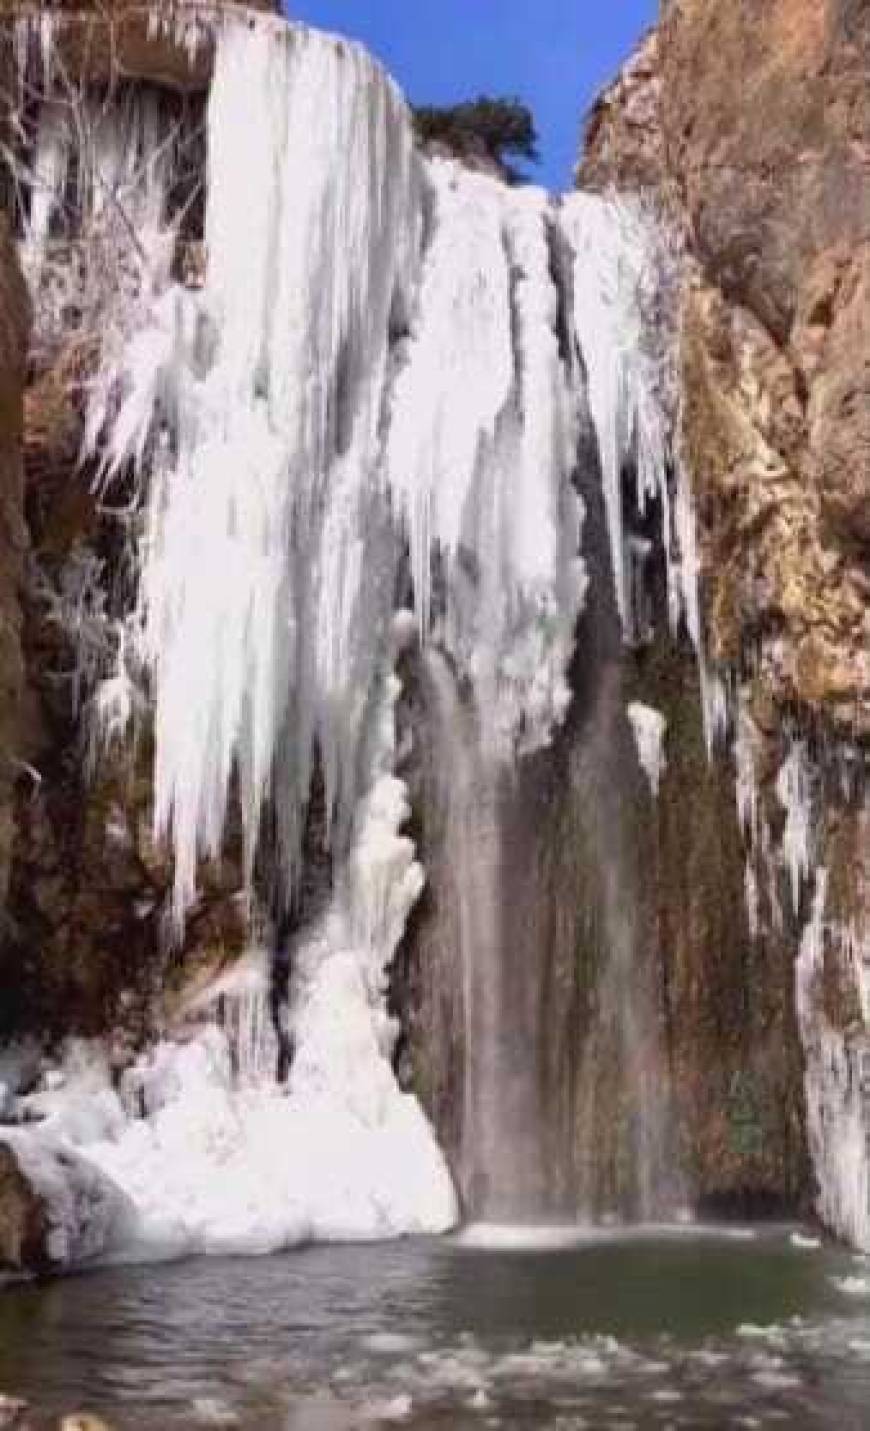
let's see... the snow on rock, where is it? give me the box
[0,1129,134,1273]
[627,702,667,799]
[0,677,456,1267]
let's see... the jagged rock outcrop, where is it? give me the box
[578,30,663,195]
[581,0,870,739]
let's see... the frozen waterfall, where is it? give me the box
[5,4,706,1260]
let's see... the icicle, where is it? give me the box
[744,860,760,940]
[627,701,667,798]
[796,871,870,1252]
[734,703,763,843]
[88,17,420,933]
[562,193,671,633]
[776,741,814,917]
[185,953,279,1089]
[387,163,585,758]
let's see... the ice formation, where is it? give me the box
[1,675,456,1265]
[627,702,667,799]
[4,3,706,1260]
[561,194,694,642]
[776,741,815,917]
[796,871,870,1252]
[729,714,870,1253]
[386,164,585,757]
[18,0,849,1265]
[55,13,597,932]
[12,10,697,939]
[80,18,422,931]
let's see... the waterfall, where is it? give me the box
[7,6,710,1257]
[424,652,549,1218]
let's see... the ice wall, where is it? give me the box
[80,17,420,932]
[9,6,602,1251]
[53,13,594,934]
[387,165,585,758]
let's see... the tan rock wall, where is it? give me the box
[579,0,870,739]
[662,0,870,735]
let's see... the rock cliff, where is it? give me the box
[575,0,869,1240]
[0,2,270,1042]
[580,0,870,738]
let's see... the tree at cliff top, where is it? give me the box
[413,96,539,183]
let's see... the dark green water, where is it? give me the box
[2,1225,870,1428]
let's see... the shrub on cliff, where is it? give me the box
[413,97,539,182]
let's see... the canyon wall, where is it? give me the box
[571,0,870,1231]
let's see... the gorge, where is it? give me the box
[0,0,868,1424]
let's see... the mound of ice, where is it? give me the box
[0,1127,135,1270]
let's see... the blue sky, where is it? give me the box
[284,1,658,190]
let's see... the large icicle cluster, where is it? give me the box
[387,164,585,756]
[561,194,697,644]
[62,14,598,929]
[84,18,420,930]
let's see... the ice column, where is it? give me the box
[387,162,586,757]
[88,18,421,931]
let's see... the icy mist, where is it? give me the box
[9,4,867,1266]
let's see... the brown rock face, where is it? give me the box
[569,0,869,1233]
[577,29,664,194]
[664,0,870,735]
[0,1141,48,1271]
[0,1,279,95]
[581,0,870,739]
[0,220,29,913]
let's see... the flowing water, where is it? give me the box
[2,1229,870,1428]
